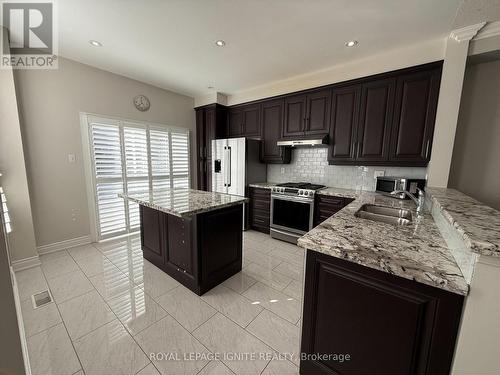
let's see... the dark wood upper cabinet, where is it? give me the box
[283,90,331,137]
[261,99,291,163]
[242,104,261,137]
[227,104,262,138]
[301,250,463,375]
[356,77,396,163]
[389,68,441,165]
[328,84,361,163]
[283,94,307,137]
[305,88,331,134]
[195,104,227,191]
[228,107,244,137]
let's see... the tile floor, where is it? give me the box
[16,230,304,375]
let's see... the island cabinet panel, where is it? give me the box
[355,77,396,163]
[199,204,243,292]
[139,203,243,295]
[249,187,271,233]
[313,195,354,227]
[300,251,464,375]
[165,215,196,280]
[140,205,166,269]
[389,68,441,165]
[328,85,361,163]
[260,99,291,163]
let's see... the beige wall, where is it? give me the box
[449,59,500,210]
[14,57,195,247]
[0,28,38,262]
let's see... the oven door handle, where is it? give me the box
[271,194,314,204]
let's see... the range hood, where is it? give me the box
[277,134,329,147]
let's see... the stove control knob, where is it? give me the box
[298,189,303,196]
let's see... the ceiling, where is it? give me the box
[56,0,462,98]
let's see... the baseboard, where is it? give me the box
[11,267,32,375]
[36,235,91,255]
[11,256,41,272]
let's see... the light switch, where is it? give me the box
[68,154,76,163]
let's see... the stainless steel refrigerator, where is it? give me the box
[211,137,267,227]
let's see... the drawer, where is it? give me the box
[249,187,271,199]
[251,199,270,211]
[251,216,270,228]
[317,195,344,206]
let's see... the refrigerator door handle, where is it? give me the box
[227,146,232,187]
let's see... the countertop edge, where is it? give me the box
[426,188,500,258]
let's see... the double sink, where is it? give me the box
[355,204,413,226]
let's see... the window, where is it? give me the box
[84,115,190,240]
[0,186,12,234]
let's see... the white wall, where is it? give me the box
[0,28,37,262]
[225,38,446,105]
[14,57,195,248]
[448,59,500,210]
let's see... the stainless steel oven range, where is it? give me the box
[270,182,325,244]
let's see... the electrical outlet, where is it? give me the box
[374,170,385,179]
[68,154,76,163]
[280,167,285,174]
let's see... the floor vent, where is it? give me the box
[31,290,53,309]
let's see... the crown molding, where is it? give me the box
[473,20,500,41]
[450,22,487,42]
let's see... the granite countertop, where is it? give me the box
[248,182,277,189]
[119,188,248,218]
[249,183,359,199]
[298,191,469,296]
[426,187,500,257]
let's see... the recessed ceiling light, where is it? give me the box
[215,40,226,47]
[89,40,102,47]
[345,40,358,47]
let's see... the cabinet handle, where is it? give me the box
[356,141,361,157]
[425,139,431,159]
[351,141,356,158]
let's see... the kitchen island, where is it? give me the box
[120,188,248,295]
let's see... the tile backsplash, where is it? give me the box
[267,148,427,191]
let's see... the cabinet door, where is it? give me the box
[242,104,261,137]
[389,68,441,165]
[328,85,361,163]
[165,215,196,278]
[283,94,307,137]
[140,205,166,269]
[196,109,207,190]
[261,99,291,163]
[305,89,331,134]
[228,108,243,137]
[356,78,395,163]
[301,251,463,375]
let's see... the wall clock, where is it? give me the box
[133,95,150,112]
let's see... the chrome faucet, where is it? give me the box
[390,188,425,215]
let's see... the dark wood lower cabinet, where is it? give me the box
[314,195,354,227]
[301,251,464,375]
[249,187,271,233]
[139,204,243,295]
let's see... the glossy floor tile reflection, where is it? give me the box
[17,231,303,374]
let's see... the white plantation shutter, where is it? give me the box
[87,116,190,240]
[91,123,127,237]
[171,131,190,188]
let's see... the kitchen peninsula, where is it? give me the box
[120,188,247,295]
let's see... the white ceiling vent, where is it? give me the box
[31,290,53,309]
